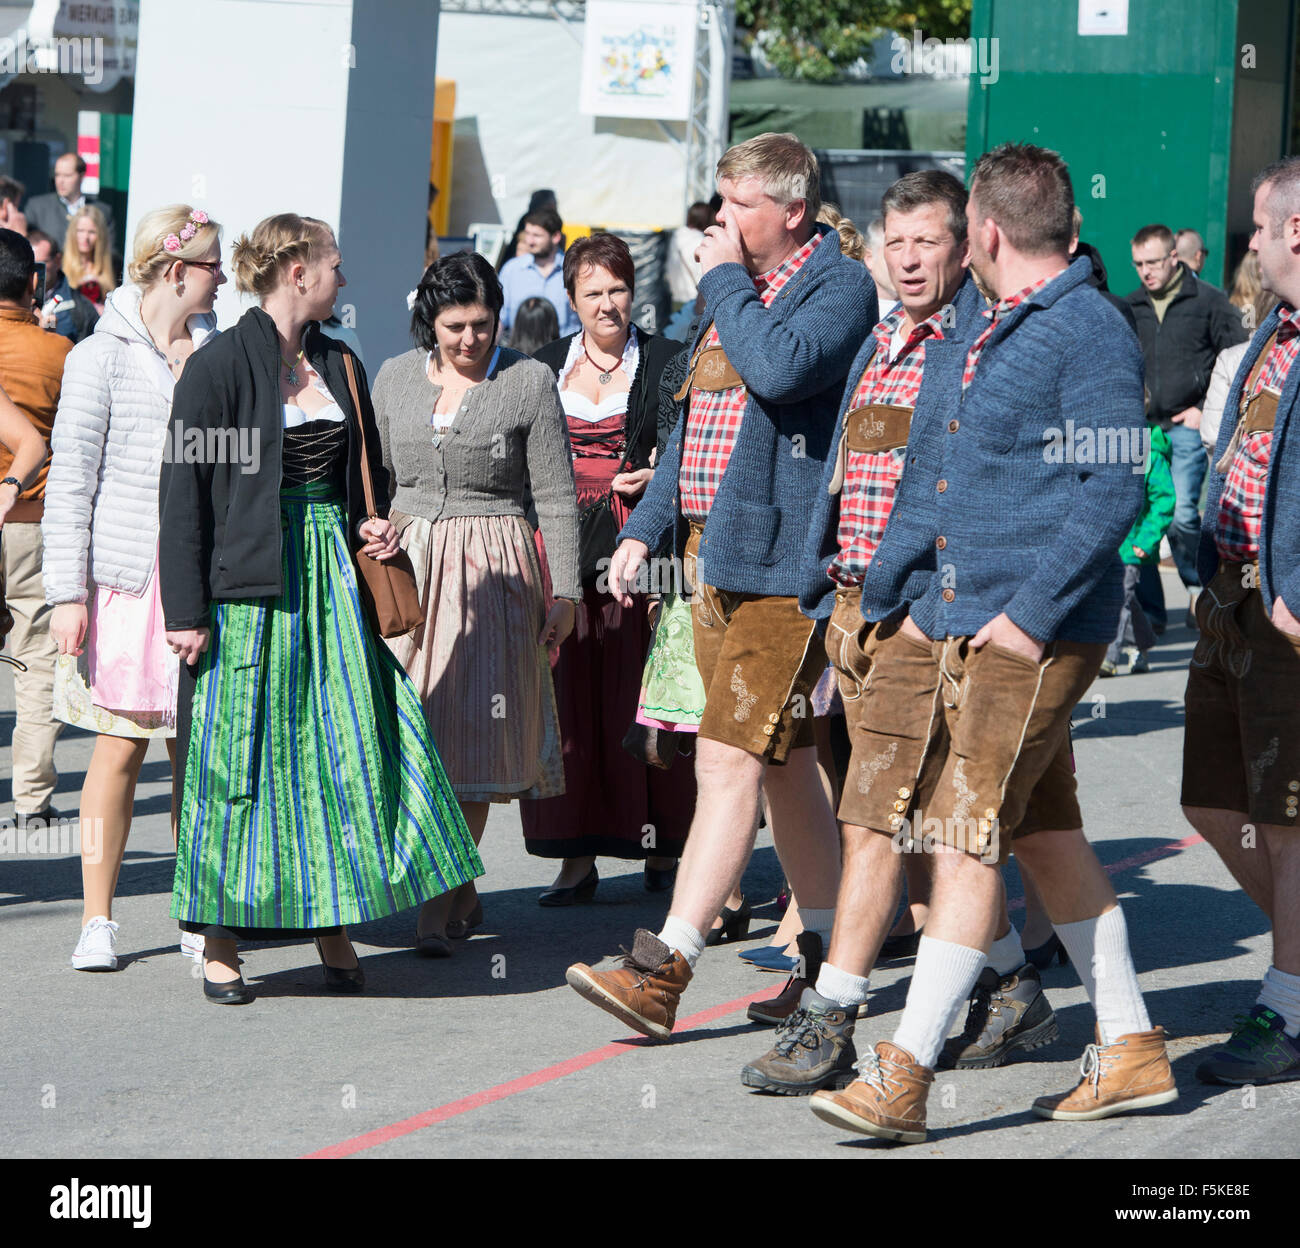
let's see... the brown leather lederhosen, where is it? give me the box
[1200,330,1282,656]
[673,322,745,401]
[1215,329,1281,475]
[828,401,914,494]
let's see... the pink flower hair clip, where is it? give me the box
[167,209,211,251]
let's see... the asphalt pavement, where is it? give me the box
[2,568,1293,1160]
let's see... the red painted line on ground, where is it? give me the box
[303,986,775,1159]
[308,832,1210,1158]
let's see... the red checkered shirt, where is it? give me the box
[961,272,1062,393]
[679,231,824,520]
[829,306,947,585]
[1216,304,1300,562]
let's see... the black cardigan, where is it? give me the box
[159,306,390,631]
[533,325,680,474]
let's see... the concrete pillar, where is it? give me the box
[127,0,438,363]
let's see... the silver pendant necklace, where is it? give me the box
[582,336,616,385]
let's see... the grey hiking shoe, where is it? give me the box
[740,987,858,1095]
[939,962,1059,1070]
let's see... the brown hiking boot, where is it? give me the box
[809,1041,933,1144]
[1032,1026,1178,1120]
[566,929,693,1042]
[747,931,823,1026]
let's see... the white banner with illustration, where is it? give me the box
[579,0,698,121]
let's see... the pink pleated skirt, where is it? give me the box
[52,553,178,738]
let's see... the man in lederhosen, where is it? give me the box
[1185,157,1300,1087]
[739,171,1025,1095]
[564,133,876,1040]
[803,144,1176,1144]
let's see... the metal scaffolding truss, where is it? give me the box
[439,0,734,210]
[685,1,735,205]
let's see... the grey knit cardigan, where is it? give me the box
[371,346,581,600]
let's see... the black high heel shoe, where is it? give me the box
[314,937,365,992]
[705,896,752,947]
[644,861,678,893]
[1024,932,1069,971]
[538,865,599,907]
[878,927,923,961]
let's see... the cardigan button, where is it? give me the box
[948,419,959,433]
[936,536,947,550]
[942,588,955,602]
[936,479,947,493]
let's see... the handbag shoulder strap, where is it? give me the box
[341,351,379,520]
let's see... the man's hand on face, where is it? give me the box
[695,212,746,276]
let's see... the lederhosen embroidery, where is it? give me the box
[828,401,914,494]
[673,323,744,400]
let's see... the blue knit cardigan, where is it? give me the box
[799,273,988,624]
[619,224,877,601]
[908,256,1147,644]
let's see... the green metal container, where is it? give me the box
[966,0,1294,290]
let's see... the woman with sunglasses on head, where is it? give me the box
[160,214,482,1004]
[43,205,223,973]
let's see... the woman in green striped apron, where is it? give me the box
[159,214,483,1005]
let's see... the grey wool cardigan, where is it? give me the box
[371,346,581,600]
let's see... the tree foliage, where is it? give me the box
[736,0,973,82]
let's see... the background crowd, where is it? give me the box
[0,143,1268,1003]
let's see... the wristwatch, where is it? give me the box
[0,476,20,491]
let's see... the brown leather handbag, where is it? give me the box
[340,353,424,639]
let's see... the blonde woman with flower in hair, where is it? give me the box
[62,204,116,313]
[43,204,224,973]
[160,214,482,1005]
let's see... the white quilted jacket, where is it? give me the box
[42,285,217,604]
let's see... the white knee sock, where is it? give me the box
[892,936,987,1068]
[987,927,1026,977]
[1054,907,1151,1045]
[815,961,870,1009]
[800,907,835,945]
[1258,966,1300,1037]
[658,916,705,969]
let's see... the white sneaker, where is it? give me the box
[180,931,205,961]
[71,916,119,971]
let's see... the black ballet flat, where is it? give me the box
[447,899,484,940]
[1024,932,1070,970]
[414,931,453,958]
[644,861,678,893]
[538,866,599,907]
[203,971,253,1005]
[705,896,752,946]
[314,938,365,992]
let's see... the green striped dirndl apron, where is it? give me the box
[171,481,483,931]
